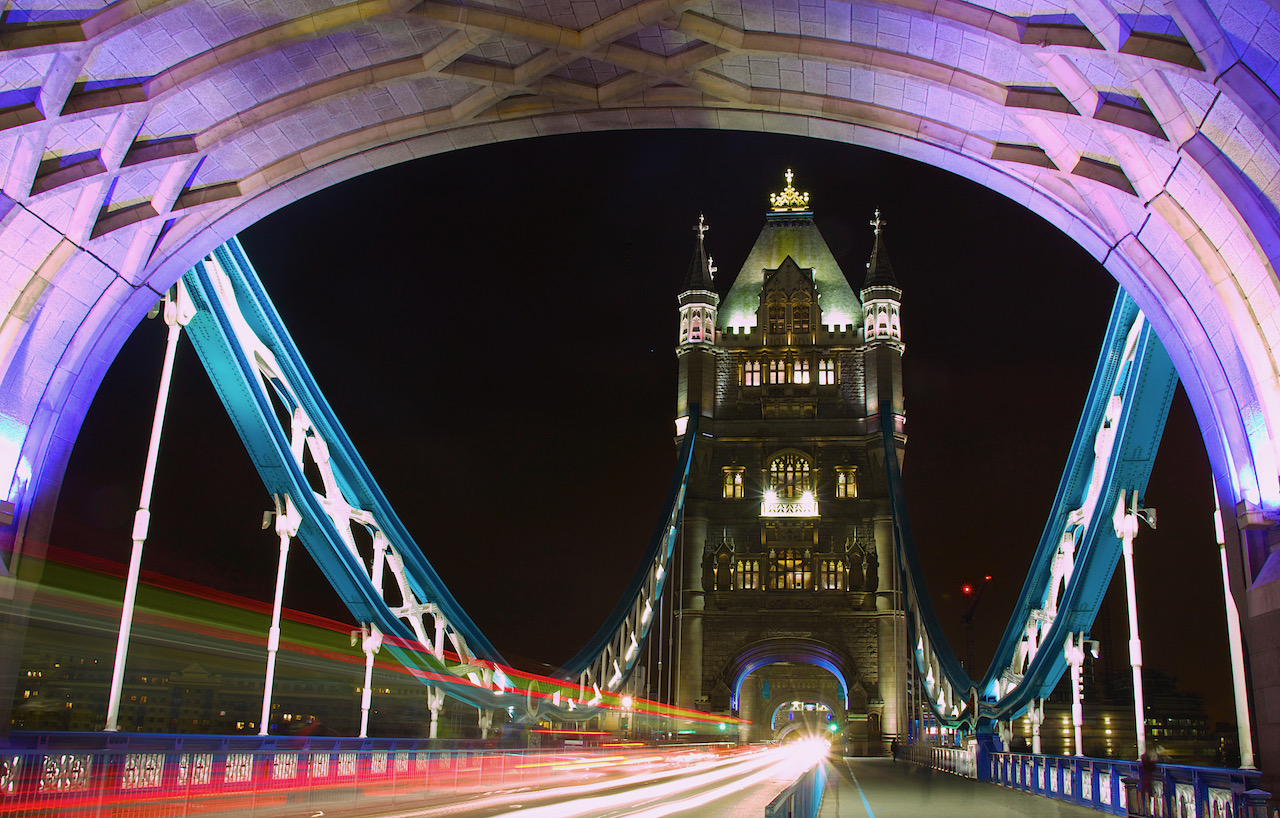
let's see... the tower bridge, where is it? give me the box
[0,164,1264,816]
[5,0,1280,795]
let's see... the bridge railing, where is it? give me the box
[990,752,1264,817]
[764,757,827,818]
[896,742,976,778]
[0,732,732,818]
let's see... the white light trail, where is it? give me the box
[490,740,826,818]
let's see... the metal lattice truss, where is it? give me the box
[177,237,691,719]
[182,240,518,713]
[889,290,1178,729]
[985,312,1151,707]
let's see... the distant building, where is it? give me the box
[672,171,906,751]
[1012,667,1216,762]
[10,601,480,739]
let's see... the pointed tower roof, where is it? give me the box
[862,209,899,290]
[719,170,863,330]
[681,213,717,293]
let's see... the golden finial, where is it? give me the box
[694,213,709,240]
[770,168,811,212]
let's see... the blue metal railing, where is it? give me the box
[989,752,1263,817]
[764,758,827,818]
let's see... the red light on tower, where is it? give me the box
[962,584,973,595]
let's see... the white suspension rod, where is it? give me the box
[1214,485,1256,769]
[260,494,299,735]
[105,283,193,732]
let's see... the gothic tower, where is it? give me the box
[673,171,906,751]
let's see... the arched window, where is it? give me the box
[791,295,811,334]
[767,296,786,334]
[836,466,857,498]
[736,559,760,590]
[818,359,835,385]
[690,314,702,341]
[768,453,812,498]
[793,359,810,384]
[722,466,745,498]
[821,560,845,590]
[770,549,810,590]
[743,360,761,386]
[769,359,787,384]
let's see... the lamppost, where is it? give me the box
[105,283,195,732]
[1213,485,1256,769]
[1064,632,1099,757]
[1113,490,1155,758]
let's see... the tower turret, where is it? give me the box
[676,215,720,431]
[860,209,905,429]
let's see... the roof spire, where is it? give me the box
[681,213,717,292]
[862,207,899,289]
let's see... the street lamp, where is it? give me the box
[1113,489,1154,758]
[1064,632,1099,757]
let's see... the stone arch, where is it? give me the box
[3,0,1280,780]
[720,637,859,711]
[771,695,842,742]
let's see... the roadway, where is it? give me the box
[819,758,1105,817]
[258,742,825,818]
[282,748,1106,818]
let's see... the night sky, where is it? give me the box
[49,129,1232,724]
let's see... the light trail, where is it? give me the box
[362,741,826,818]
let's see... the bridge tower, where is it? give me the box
[673,171,905,752]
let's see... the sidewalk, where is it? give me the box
[819,757,1105,817]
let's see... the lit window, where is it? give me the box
[793,359,810,384]
[836,467,857,498]
[819,359,835,385]
[770,549,811,590]
[821,560,845,590]
[768,300,786,334]
[743,360,761,387]
[722,467,745,499]
[768,453,811,498]
[736,560,760,589]
[769,360,786,384]
[791,298,811,334]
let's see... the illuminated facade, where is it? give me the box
[675,172,905,751]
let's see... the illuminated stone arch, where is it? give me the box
[722,637,859,711]
[3,0,1280,779]
[770,695,842,742]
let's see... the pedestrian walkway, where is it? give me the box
[820,757,1104,817]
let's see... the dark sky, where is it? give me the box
[49,129,1233,723]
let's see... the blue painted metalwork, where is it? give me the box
[558,410,696,688]
[989,752,1262,817]
[885,288,1179,727]
[180,238,695,711]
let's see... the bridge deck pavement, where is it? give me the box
[818,758,1104,818]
